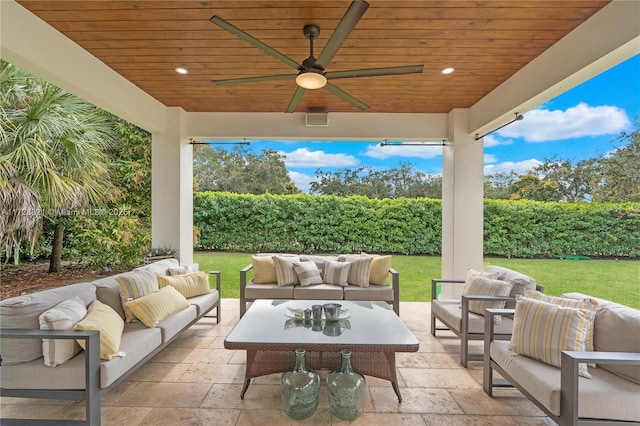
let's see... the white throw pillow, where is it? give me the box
[293,261,323,287]
[324,260,351,287]
[168,263,200,276]
[39,296,87,367]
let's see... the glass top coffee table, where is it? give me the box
[224,299,419,402]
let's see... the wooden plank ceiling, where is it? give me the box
[17,0,610,114]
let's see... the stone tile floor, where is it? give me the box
[0,300,555,425]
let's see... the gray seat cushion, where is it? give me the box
[245,283,294,299]
[343,285,393,302]
[491,340,640,421]
[187,290,219,316]
[293,284,344,300]
[432,299,514,335]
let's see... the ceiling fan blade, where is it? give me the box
[285,87,307,113]
[324,83,369,111]
[210,15,300,69]
[213,74,296,85]
[316,0,369,68]
[326,65,424,80]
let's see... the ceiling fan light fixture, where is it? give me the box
[296,69,327,89]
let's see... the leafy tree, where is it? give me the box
[508,174,562,201]
[531,157,600,202]
[310,163,441,199]
[594,120,640,202]
[0,61,112,270]
[193,145,299,194]
[484,171,521,199]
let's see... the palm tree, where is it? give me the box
[0,60,112,271]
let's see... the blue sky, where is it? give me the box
[209,54,639,193]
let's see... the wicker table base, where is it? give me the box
[224,300,419,403]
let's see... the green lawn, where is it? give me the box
[195,251,640,309]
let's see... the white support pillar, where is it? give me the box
[151,107,193,265]
[441,109,484,298]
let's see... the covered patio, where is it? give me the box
[3,1,639,295]
[1,300,557,425]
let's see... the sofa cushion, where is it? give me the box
[431,299,515,335]
[116,270,159,323]
[369,255,392,286]
[157,272,210,298]
[347,256,373,288]
[510,296,594,378]
[273,255,301,286]
[324,260,351,287]
[39,296,87,367]
[491,340,640,421]
[186,290,219,316]
[299,255,336,276]
[133,258,180,275]
[155,304,198,342]
[245,283,294,300]
[293,284,344,300]
[74,300,125,361]
[293,261,323,286]
[344,285,393,303]
[0,282,96,365]
[484,265,537,309]
[125,286,189,328]
[564,292,640,385]
[466,268,499,280]
[462,276,513,315]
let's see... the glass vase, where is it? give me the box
[281,348,320,420]
[327,349,367,420]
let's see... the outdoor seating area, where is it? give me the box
[0,299,558,425]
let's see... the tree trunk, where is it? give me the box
[49,221,64,273]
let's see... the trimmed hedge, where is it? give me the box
[194,192,640,258]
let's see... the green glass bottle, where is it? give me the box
[281,348,320,420]
[327,349,366,420]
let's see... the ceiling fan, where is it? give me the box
[210,0,424,113]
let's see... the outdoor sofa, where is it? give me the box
[483,292,640,425]
[240,253,399,317]
[430,266,543,367]
[0,258,220,425]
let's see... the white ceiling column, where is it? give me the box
[441,109,484,297]
[152,107,193,265]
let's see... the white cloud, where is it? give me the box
[498,102,630,142]
[484,159,542,175]
[288,171,315,193]
[484,154,498,164]
[364,143,443,160]
[483,134,514,147]
[280,148,358,168]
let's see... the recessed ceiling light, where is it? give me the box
[441,67,455,75]
[175,67,189,75]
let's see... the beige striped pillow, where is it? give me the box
[125,286,189,328]
[273,255,300,286]
[523,289,597,354]
[116,270,158,323]
[73,300,124,360]
[324,260,351,287]
[157,272,210,298]
[462,276,513,315]
[347,256,373,288]
[510,296,594,378]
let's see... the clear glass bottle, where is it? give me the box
[327,349,367,420]
[281,348,320,420]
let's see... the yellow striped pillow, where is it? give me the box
[273,255,300,286]
[116,270,158,323]
[510,296,594,378]
[347,256,373,288]
[462,276,513,315]
[369,255,392,286]
[125,286,189,328]
[523,289,597,354]
[251,255,277,284]
[73,300,124,360]
[157,272,210,298]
